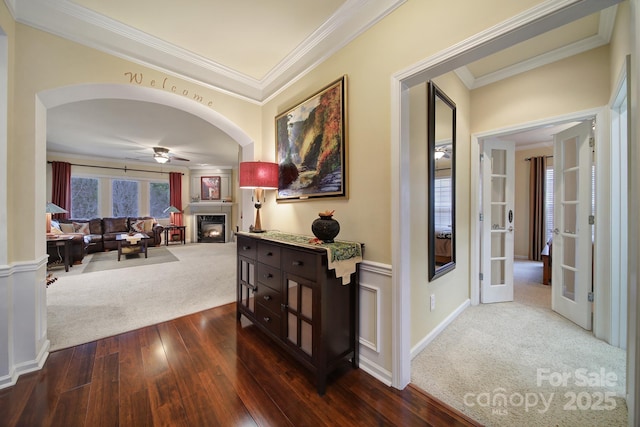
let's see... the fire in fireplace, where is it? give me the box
[197,215,226,243]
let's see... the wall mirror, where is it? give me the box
[427,81,456,281]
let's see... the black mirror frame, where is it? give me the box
[427,81,456,281]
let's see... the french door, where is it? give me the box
[481,140,515,303]
[551,121,593,330]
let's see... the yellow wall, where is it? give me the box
[409,73,472,345]
[610,1,632,93]
[470,46,611,135]
[8,23,261,261]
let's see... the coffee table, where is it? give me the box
[116,233,150,261]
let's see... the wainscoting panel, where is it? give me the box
[358,260,393,386]
[0,258,50,390]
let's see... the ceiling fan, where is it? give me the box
[152,146,190,164]
[435,146,451,160]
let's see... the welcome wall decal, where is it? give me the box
[124,71,215,108]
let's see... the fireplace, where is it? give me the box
[197,214,226,243]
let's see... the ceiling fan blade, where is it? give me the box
[171,156,190,162]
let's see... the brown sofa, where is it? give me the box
[49,217,164,264]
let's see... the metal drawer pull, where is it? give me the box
[263,273,273,278]
[266,251,273,256]
[263,295,271,301]
[242,246,251,250]
[263,316,270,322]
[292,260,303,266]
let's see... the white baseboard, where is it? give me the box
[359,355,392,386]
[0,339,49,390]
[409,299,470,359]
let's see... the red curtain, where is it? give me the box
[169,172,183,239]
[51,161,71,220]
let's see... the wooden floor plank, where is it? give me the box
[0,302,481,427]
[84,352,120,427]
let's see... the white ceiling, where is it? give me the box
[5,0,620,167]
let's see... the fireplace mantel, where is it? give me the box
[189,203,233,242]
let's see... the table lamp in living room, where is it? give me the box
[164,205,181,225]
[46,202,68,234]
[239,161,278,233]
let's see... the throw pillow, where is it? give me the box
[143,218,154,233]
[131,220,145,233]
[49,226,63,235]
[60,223,75,233]
[73,222,90,235]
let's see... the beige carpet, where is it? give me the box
[411,260,627,426]
[47,242,237,351]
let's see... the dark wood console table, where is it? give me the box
[236,231,362,395]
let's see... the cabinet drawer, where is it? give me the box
[257,263,281,291]
[256,304,281,336]
[282,248,317,280]
[256,282,282,313]
[257,242,281,267]
[237,235,257,259]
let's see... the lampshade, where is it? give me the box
[46,202,68,214]
[239,162,278,189]
[163,205,181,214]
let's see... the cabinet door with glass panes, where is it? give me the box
[284,273,317,360]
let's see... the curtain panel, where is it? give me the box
[51,161,71,220]
[528,156,547,261]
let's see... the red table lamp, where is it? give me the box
[239,161,278,232]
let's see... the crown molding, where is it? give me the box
[10,0,404,103]
[454,3,619,90]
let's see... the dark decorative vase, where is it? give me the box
[312,214,340,243]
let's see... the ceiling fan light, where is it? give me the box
[154,153,169,163]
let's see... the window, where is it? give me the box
[71,177,99,219]
[150,182,170,218]
[434,177,452,228]
[545,167,554,242]
[112,180,139,217]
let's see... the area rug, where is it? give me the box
[82,246,178,273]
[47,243,237,351]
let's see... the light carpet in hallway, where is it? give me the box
[411,261,627,426]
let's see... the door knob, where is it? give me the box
[554,228,560,235]
[508,226,514,232]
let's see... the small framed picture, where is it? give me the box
[201,176,221,200]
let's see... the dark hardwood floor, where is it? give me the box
[0,303,481,426]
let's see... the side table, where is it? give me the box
[46,235,74,272]
[164,225,186,245]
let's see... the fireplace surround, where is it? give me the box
[196,214,226,243]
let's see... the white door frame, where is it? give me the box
[470,108,603,306]
[390,0,627,399]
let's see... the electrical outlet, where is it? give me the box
[430,294,436,311]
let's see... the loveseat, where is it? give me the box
[49,216,164,264]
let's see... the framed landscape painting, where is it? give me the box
[201,176,221,200]
[275,75,347,201]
